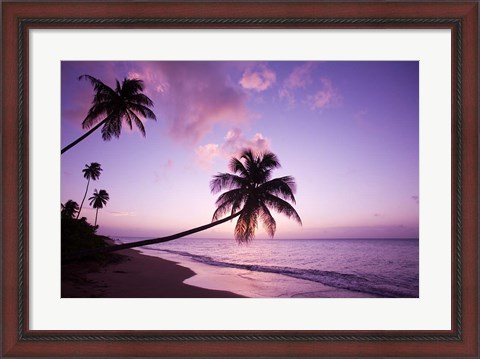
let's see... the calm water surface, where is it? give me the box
[114,237,419,298]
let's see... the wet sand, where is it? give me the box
[61,247,244,298]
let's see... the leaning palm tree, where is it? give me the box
[61,75,157,154]
[61,200,79,219]
[77,162,102,219]
[66,149,301,260]
[88,189,110,226]
[210,149,302,243]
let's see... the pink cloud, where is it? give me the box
[127,62,250,144]
[309,78,341,110]
[239,64,276,92]
[279,62,315,106]
[195,143,220,168]
[127,70,169,95]
[222,128,271,156]
[195,128,271,168]
[62,61,253,146]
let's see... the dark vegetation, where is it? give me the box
[61,212,114,264]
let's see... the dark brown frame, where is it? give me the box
[2,1,478,357]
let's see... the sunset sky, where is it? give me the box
[61,61,419,239]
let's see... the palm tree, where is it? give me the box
[88,189,110,226]
[210,149,302,243]
[77,162,102,219]
[61,75,157,154]
[68,149,301,259]
[61,200,79,219]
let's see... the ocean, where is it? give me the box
[112,237,419,298]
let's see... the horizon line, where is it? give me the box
[109,235,419,241]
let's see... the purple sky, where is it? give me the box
[61,61,419,239]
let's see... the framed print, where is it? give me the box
[2,1,478,357]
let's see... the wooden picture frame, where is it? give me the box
[2,1,478,357]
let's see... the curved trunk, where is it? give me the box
[61,119,107,154]
[76,178,90,219]
[64,211,242,261]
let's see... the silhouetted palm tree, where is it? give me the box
[61,200,79,219]
[69,149,301,259]
[210,149,302,242]
[89,189,110,226]
[77,162,102,219]
[61,75,157,154]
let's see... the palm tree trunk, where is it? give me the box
[61,119,107,154]
[64,211,242,261]
[76,178,90,219]
[94,208,99,226]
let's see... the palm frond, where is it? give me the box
[128,93,155,109]
[101,114,122,140]
[265,193,302,225]
[240,149,257,177]
[260,176,297,203]
[120,78,145,95]
[228,157,249,178]
[127,103,157,121]
[214,188,245,207]
[82,162,102,180]
[234,204,259,243]
[259,203,276,237]
[82,102,111,129]
[130,111,147,137]
[89,189,110,209]
[79,75,109,91]
[91,91,115,105]
[115,79,122,94]
[210,173,248,194]
[259,151,281,171]
[124,110,134,130]
[61,200,79,218]
[212,202,232,222]
[212,188,245,221]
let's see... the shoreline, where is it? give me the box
[134,247,381,298]
[62,239,381,298]
[61,246,245,298]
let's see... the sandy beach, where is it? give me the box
[62,240,382,298]
[61,247,244,298]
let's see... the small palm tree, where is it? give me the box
[73,149,301,258]
[61,200,79,219]
[88,189,110,226]
[77,162,102,219]
[61,75,157,154]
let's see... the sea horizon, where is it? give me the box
[112,235,419,241]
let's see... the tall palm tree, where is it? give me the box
[68,149,301,259]
[88,189,110,226]
[61,75,157,154]
[77,162,102,219]
[61,200,79,219]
